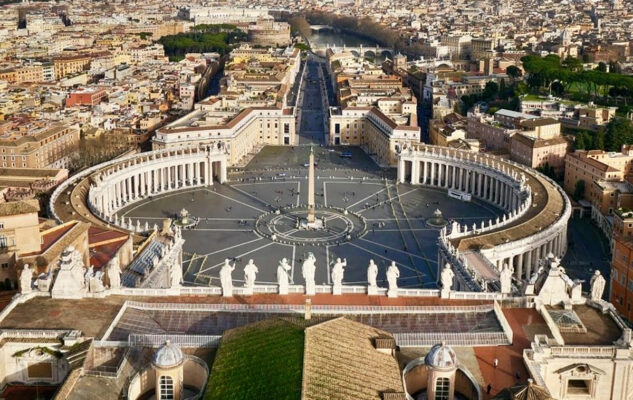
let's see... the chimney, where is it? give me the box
[304,298,312,320]
[374,336,397,355]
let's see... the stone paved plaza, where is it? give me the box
[117,146,503,289]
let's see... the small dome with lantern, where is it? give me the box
[152,340,184,369]
[425,341,457,370]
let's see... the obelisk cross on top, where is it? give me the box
[307,146,316,223]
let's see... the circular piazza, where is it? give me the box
[50,144,569,291]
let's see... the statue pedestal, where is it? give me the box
[332,284,342,295]
[387,289,398,298]
[440,289,451,299]
[305,284,316,296]
[299,218,324,230]
[279,286,288,295]
[368,286,379,295]
[222,289,233,298]
[243,287,253,296]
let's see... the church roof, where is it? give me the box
[492,380,553,400]
[302,317,404,400]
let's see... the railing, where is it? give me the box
[121,300,494,315]
[128,334,221,348]
[394,331,509,347]
[550,346,617,357]
[92,340,129,347]
[538,304,565,345]
[450,291,502,300]
[494,300,514,344]
[84,365,119,378]
[0,329,69,339]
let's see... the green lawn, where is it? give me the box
[204,319,304,400]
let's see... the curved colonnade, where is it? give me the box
[398,145,571,291]
[50,146,227,233]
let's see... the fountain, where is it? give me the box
[174,208,197,228]
[426,209,448,228]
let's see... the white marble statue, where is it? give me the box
[302,253,317,296]
[107,257,122,290]
[170,262,183,289]
[91,272,105,293]
[367,259,378,293]
[243,259,258,294]
[84,266,94,292]
[220,259,235,297]
[277,258,291,295]
[70,251,86,289]
[386,261,400,297]
[590,270,606,301]
[441,263,454,290]
[331,257,346,295]
[440,263,454,298]
[20,264,33,294]
[500,263,513,294]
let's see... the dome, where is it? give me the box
[425,342,457,369]
[152,340,184,368]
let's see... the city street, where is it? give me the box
[296,56,329,145]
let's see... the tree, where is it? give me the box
[573,180,586,201]
[575,132,586,150]
[506,65,522,79]
[596,62,607,72]
[593,129,605,150]
[609,61,622,74]
[482,81,499,100]
[604,118,633,152]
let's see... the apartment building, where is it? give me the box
[153,45,300,165]
[0,123,80,169]
[564,147,633,200]
[53,54,92,80]
[610,209,633,321]
[564,147,633,238]
[510,134,570,173]
[328,52,420,166]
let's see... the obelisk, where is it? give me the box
[307,146,316,223]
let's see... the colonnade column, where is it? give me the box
[516,252,524,280]
[458,168,463,191]
[421,161,426,185]
[525,250,533,279]
[412,160,420,185]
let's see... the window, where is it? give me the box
[0,235,6,248]
[435,377,450,400]
[159,376,174,400]
[567,379,591,395]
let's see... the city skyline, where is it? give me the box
[0,1,631,399]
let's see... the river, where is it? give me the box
[309,29,379,48]
[308,28,388,62]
